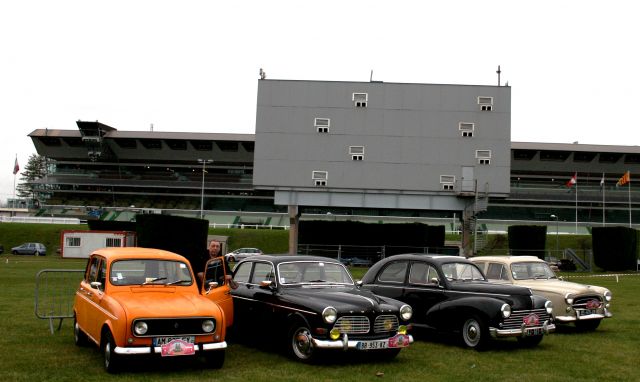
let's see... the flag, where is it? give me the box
[565,173,577,188]
[12,157,19,175]
[616,171,630,187]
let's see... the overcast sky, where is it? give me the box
[1,0,638,201]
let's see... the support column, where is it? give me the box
[288,205,299,255]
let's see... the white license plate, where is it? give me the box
[578,309,596,316]
[357,339,389,350]
[153,336,195,346]
[524,327,544,336]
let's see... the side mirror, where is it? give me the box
[205,281,219,294]
[90,281,102,289]
[430,278,440,286]
[259,280,275,289]
[355,280,363,287]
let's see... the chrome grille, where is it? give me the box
[502,308,550,330]
[573,295,603,310]
[373,315,399,333]
[333,316,370,334]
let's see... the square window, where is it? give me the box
[478,158,491,165]
[312,171,328,186]
[352,155,363,161]
[459,122,475,137]
[442,184,454,191]
[353,92,368,108]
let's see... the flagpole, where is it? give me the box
[575,173,578,234]
[602,172,605,226]
[628,177,632,228]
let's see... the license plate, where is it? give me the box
[153,336,195,346]
[159,338,196,357]
[357,334,410,350]
[524,327,544,336]
[578,309,596,316]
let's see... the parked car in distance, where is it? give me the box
[73,247,232,373]
[0,244,4,254]
[225,247,263,262]
[231,255,413,362]
[11,242,46,256]
[471,255,612,331]
[360,254,555,349]
[339,257,373,267]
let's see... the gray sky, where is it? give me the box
[1,0,638,201]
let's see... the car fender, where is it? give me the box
[427,296,505,330]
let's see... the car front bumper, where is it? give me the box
[114,341,227,355]
[555,309,612,322]
[310,333,413,351]
[489,320,555,338]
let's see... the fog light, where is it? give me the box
[566,306,572,313]
[330,329,341,340]
[398,325,407,335]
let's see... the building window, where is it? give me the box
[312,171,328,187]
[314,118,330,133]
[106,238,122,247]
[477,96,493,111]
[459,122,475,137]
[440,175,455,191]
[352,93,368,108]
[349,146,365,161]
[476,150,492,165]
[66,237,81,247]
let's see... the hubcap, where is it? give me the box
[292,328,312,359]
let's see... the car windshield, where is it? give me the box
[110,259,193,286]
[511,262,557,280]
[278,261,354,286]
[441,262,485,281]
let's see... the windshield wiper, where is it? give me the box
[142,277,167,285]
[166,279,191,285]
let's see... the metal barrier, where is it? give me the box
[35,269,84,334]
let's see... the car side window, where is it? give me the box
[204,258,225,287]
[378,261,408,283]
[486,263,507,280]
[251,262,275,283]
[233,262,252,283]
[96,259,107,291]
[87,256,99,284]
[409,262,429,284]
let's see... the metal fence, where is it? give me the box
[35,269,84,334]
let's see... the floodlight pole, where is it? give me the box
[198,159,213,220]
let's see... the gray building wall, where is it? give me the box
[254,79,511,210]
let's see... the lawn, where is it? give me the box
[1,254,639,382]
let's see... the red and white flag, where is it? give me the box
[565,172,577,188]
[12,157,19,175]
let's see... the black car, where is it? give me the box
[360,254,555,349]
[230,255,414,362]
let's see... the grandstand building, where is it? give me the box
[25,80,640,235]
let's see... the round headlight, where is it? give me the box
[202,319,215,333]
[322,307,337,324]
[604,290,612,302]
[400,305,413,321]
[565,293,574,305]
[501,303,511,318]
[134,321,148,335]
[545,300,554,315]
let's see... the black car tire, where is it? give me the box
[73,316,89,347]
[12,250,18,255]
[461,315,488,349]
[203,350,225,369]
[575,319,601,331]
[102,330,121,373]
[517,334,544,347]
[288,323,316,362]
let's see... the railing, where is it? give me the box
[1,216,82,224]
[35,269,84,334]
[297,244,461,263]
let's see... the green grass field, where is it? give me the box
[2,254,639,382]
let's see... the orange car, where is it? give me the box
[73,247,232,373]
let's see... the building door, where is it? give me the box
[461,167,475,192]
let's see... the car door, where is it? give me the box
[364,260,408,302]
[406,261,445,325]
[76,255,108,341]
[201,257,234,327]
[230,260,277,331]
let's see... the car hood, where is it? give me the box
[281,286,401,313]
[110,288,217,318]
[513,279,609,296]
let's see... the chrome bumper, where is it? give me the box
[310,333,413,351]
[489,321,555,338]
[114,341,227,355]
[555,309,611,322]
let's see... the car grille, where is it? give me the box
[132,317,215,337]
[333,316,370,334]
[373,315,399,333]
[573,295,603,310]
[502,308,551,330]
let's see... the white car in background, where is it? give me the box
[471,256,612,331]
[225,248,263,262]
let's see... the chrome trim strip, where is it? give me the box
[114,341,227,355]
[232,295,318,316]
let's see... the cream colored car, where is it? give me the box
[471,256,612,331]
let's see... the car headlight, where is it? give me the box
[322,307,337,324]
[202,319,215,333]
[400,305,413,321]
[501,303,511,318]
[565,293,574,305]
[604,290,612,302]
[133,321,148,335]
[545,300,554,315]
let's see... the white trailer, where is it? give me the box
[60,230,137,259]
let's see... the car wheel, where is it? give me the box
[575,319,601,331]
[102,330,121,373]
[289,323,316,362]
[461,315,488,349]
[34,251,40,256]
[517,334,544,347]
[203,350,225,369]
[12,250,18,255]
[73,316,89,347]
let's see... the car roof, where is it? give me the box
[384,253,472,264]
[470,256,543,264]
[240,255,343,265]
[90,247,188,262]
